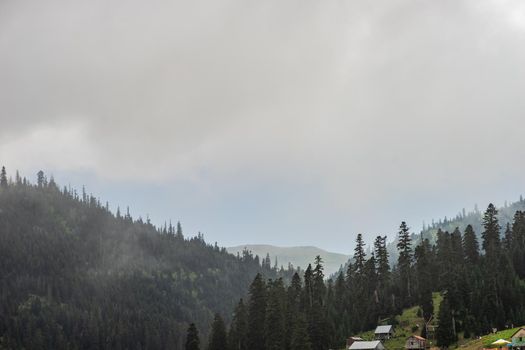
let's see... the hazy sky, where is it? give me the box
[1,0,525,253]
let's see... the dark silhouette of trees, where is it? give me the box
[208,314,227,350]
[185,323,200,350]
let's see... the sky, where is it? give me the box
[1,0,525,254]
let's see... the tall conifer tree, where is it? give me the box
[463,225,479,264]
[185,323,200,350]
[481,203,500,256]
[247,274,267,350]
[208,314,227,350]
[397,221,413,304]
[0,166,7,188]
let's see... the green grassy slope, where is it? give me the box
[456,326,521,350]
[351,293,442,350]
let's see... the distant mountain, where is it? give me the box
[227,244,350,275]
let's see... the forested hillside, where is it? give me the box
[3,166,525,350]
[212,207,525,350]
[0,167,295,350]
[383,198,525,264]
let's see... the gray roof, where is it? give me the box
[349,341,384,350]
[374,325,393,334]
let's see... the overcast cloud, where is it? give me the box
[1,0,525,252]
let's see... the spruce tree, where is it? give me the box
[185,323,200,350]
[397,221,413,304]
[208,314,227,350]
[228,299,248,350]
[264,279,285,350]
[353,234,366,275]
[374,235,390,281]
[481,203,500,256]
[312,255,325,305]
[0,166,7,188]
[463,225,479,264]
[247,274,267,350]
[303,264,314,309]
[308,256,329,350]
[286,273,303,350]
[176,221,184,239]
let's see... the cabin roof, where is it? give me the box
[511,328,525,338]
[349,341,383,350]
[375,325,393,334]
[408,335,426,341]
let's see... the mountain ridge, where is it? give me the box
[227,244,350,275]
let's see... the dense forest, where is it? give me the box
[0,167,297,349]
[203,208,525,349]
[2,166,525,350]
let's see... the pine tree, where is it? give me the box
[481,203,500,256]
[463,225,479,264]
[303,264,314,309]
[185,323,200,350]
[247,274,267,350]
[228,299,248,350]
[309,255,331,349]
[353,234,366,275]
[286,273,303,350]
[0,166,7,188]
[397,221,413,304]
[176,221,184,239]
[374,235,390,280]
[312,256,325,305]
[265,279,285,350]
[208,314,227,350]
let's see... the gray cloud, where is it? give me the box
[1,0,525,245]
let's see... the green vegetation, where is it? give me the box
[457,326,522,350]
[354,293,442,350]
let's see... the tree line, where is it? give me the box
[188,205,525,350]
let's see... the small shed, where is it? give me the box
[347,337,364,348]
[349,340,386,350]
[511,328,525,348]
[375,325,394,340]
[405,335,426,350]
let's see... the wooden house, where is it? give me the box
[375,325,394,340]
[405,335,426,350]
[511,328,525,349]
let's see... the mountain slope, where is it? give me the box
[227,244,350,275]
[0,173,293,350]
